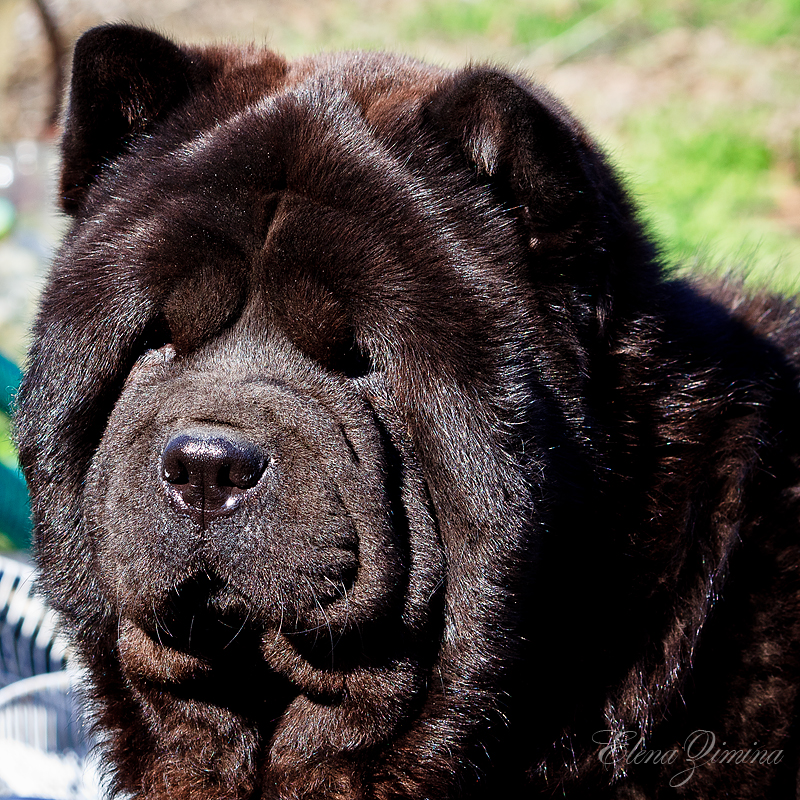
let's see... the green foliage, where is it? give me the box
[693,0,800,45]
[0,412,15,470]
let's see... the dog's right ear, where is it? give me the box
[60,24,199,214]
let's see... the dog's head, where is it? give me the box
[16,24,656,794]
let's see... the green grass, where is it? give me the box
[402,0,800,47]
[402,0,606,44]
[403,0,498,39]
[612,109,799,288]
[689,0,800,45]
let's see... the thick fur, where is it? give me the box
[16,24,800,799]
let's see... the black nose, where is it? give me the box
[161,429,268,521]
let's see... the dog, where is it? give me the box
[16,23,800,799]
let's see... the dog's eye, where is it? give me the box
[141,314,173,353]
[332,338,372,380]
[126,315,175,382]
[131,314,176,373]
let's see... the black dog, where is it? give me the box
[16,23,800,799]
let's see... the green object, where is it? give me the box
[0,462,30,549]
[0,352,30,549]
[0,197,14,239]
[0,351,22,417]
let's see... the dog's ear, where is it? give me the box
[426,68,647,279]
[59,24,199,214]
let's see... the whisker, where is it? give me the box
[223,608,251,650]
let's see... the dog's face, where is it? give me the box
[80,121,455,691]
[42,52,551,712]
[91,331,409,667]
[16,23,672,799]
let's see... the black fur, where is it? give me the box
[16,24,800,799]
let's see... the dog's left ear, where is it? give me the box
[59,24,202,214]
[426,68,643,275]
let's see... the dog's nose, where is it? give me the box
[161,429,268,520]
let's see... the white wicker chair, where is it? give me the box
[0,554,98,799]
[0,555,67,686]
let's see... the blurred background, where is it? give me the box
[0,0,799,551]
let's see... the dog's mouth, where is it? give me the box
[117,565,440,749]
[116,614,302,724]
[131,573,257,658]
[117,567,400,700]
[92,374,447,738]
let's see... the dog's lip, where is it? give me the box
[118,617,214,685]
